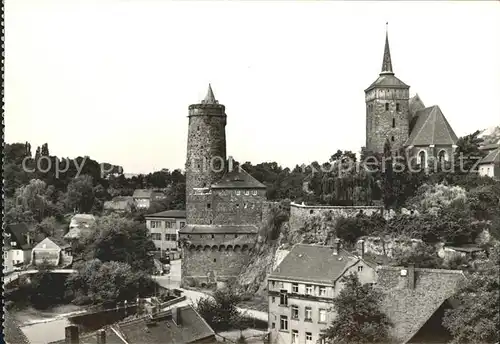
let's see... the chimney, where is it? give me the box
[65,325,79,344]
[333,238,341,255]
[358,239,365,259]
[96,330,106,344]
[172,307,182,326]
[407,264,415,289]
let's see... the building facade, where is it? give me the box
[365,26,458,166]
[267,242,377,344]
[179,85,267,286]
[478,147,500,179]
[145,210,186,251]
[3,223,33,273]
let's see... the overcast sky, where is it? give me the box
[5,0,500,174]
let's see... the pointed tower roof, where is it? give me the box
[365,23,409,92]
[381,23,394,75]
[405,105,458,146]
[201,84,218,104]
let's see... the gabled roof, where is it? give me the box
[114,305,215,344]
[405,105,458,146]
[70,214,96,227]
[145,210,186,219]
[48,305,215,344]
[479,143,499,151]
[212,166,266,189]
[34,237,70,250]
[5,223,33,249]
[133,189,154,198]
[479,147,500,165]
[408,94,426,119]
[269,244,362,284]
[376,266,466,344]
[179,224,258,234]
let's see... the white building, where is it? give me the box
[478,147,500,179]
[145,210,186,251]
[3,223,33,273]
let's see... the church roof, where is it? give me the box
[479,147,500,165]
[212,166,266,189]
[409,94,426,118]
[365,24,409,92]
[405,105,458,146]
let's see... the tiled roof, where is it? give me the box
[269,244,359,284]
[4,312,30,344]
[376,266,466,344]
[179,224,258,234]
[133,189,154,198]
[104,197,135,211]
[115,305,215,344]
[405,105,458,146]
[408,94,426,119]
[212,166,266,189]
[365,74,409,92]
[146,210,186,219]
[479,147,500,164]
[479,143,500,151]
[5,223,33,250]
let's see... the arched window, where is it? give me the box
[418,150,427,168]
[438,150,448,163]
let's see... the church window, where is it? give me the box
[236,204,240,208]
[396,103,400,111]
[245,190,250,196]
[392,118,396,128]
[385,103,389,111]
[438,150,448,163]
[418,150,427,168]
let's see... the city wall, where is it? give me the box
[289,202,385,231]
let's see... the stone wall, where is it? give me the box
[356,236,423,258]
[289,202,385,231]
[365,87,410,154]
[212,189,266,225]
[181,248,254,286]
[185,103,227,224]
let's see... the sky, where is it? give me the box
[5,0,500,174]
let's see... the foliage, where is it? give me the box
[392,242,442,269]
[66,259,156,306]
[321,274,392,344]
[443,245,500,343]
[75,215,156,273]
[196,288,242,332]
[66,175,96,213]
[26,260,69,309]
[453,130,486,173]
[407,183,467,215]
[335,214,386,245]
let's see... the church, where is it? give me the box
[364,27,458,167]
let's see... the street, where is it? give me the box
[153,260,268,322]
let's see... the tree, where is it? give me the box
[28,260,68,309]
[407,183,467,215]
[443,245,500,343]
[66,175,95,213]
[392,242,442,269]
[76,215,156,272]
[454,130,486,173]
[321,274,392,344]
[66,259,156,306]
[335,214,386,246]
[13,179,53,222]
[196,288,242,332]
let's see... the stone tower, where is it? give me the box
[185,84,227,224]
[365,25,410,154]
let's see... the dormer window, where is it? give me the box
[385,103,389,111]
[236,190,241,196]
[252,190,258,196]
[245,190,250,196]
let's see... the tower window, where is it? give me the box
[197,126,200,131]
[392,118,396,128]
[396,103,400,111]
[385,103,389,111]
[207,203,211,209]
[391,136,395,142]
[213,258,216,262]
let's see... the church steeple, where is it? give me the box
[381,23,394,75]
[202,83,218,104]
